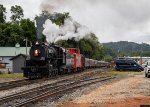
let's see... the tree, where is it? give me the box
[103,46,117,58]
[56,34,105,60]
[0,5,37,47]
[104,55,113,62]
[0,18,36,47]
[10,5,24,22]
[20,19,36,46]
[0,4,6,23]
[2,23,23,46]
[0,22,10,46]
[52,12,69,26]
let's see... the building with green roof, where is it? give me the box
[0,46,30,72]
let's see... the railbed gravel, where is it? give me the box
[32,75,120,107]
[72,73,150,105]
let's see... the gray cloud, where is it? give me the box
[1,0,150,44]
[1,0,42,20]
[41,0,150,44]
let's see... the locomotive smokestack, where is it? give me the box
[36,13,48,43]
[49,42,55,47]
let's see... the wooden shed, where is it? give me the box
[10,54,27,73]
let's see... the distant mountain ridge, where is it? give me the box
[103,41,150,57]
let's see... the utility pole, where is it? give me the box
[24,37,28,56]
[140,49,143,65]
[26,37,28,56]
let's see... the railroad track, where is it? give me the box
[0,77,73,105]
[0,68,106,91]
[0,78,49,91]
[0,79,30,91]
[0,76,116,107]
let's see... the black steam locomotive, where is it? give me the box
[23,42,67,79]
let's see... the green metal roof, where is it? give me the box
[0,47,30,56]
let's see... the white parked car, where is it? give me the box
[145,61,150,78]
[142,63,146,68]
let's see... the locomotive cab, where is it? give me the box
[67,48,84,72]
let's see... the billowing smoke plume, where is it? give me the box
[43,16,91,43]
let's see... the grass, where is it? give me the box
[108,68,144,76]
[0,73,25,79]
[110,71,130,76]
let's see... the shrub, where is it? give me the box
[0,71,3,74]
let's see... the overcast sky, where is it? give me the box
[1,0,150,44]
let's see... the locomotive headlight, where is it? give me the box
[34,49,40,56]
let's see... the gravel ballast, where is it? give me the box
[57,72,150,107]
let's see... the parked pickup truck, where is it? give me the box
[145,61,150,78]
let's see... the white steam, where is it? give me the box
[43,17,91,43]
[43,19,59,43]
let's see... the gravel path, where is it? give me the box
[58,72,150,107]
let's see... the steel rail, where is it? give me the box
[0,79,30,91]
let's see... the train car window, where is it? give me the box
[67,53,74,58]
[70,55,74,58]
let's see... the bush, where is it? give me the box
[0,71,3,74]
[8,71,11,74]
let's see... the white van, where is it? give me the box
[145,61,150,78]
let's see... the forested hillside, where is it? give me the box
[103,41,150,57]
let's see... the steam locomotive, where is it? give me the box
[23,42,109,79]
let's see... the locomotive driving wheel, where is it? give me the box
[48,66,58,78]
[48,65,52,78]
